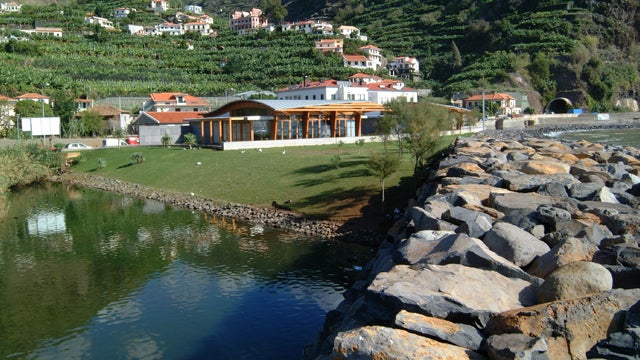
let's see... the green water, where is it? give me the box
[553,127,640,147]
[0,183,373,359]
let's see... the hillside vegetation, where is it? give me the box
[1,0,639,111]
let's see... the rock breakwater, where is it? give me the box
[308,134,640,359]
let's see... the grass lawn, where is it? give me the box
[69,137,457,222]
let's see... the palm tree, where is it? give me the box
[183,133,197,149]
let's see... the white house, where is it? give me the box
[359,45,383,71]
[276,79,368,101]
[0,2,21,13]
[142,92,211,112]
[84,16,114,30]
[343,54,374,70]
[113,7,131,19]
[21,27,63,37]
[149,0,169,13]
[366,80,418,104]
[184,5,203,14]
[184,21,211,35]
[283,20,333,35]
[388,56,420,78]
[155,22,184,36]
[337,25,367,41]
[348,73,383,85]
[127,24,145,35]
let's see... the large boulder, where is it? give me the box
[488,192,556,215]
[367,264,537,326]
[333,326,487,360]
[485,289,640,360]
[587,299,640,359]
[398,233,542,284]
[394,310,485,352]
[408,206,457,232]
[536,261,613,303]
[527,237,599,278]
[486,333,548,360]
[394,230,455,264]
[482,222,551,268]
[443,206,493,238]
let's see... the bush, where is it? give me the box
[130,152,145,164]
[96,158,107,169]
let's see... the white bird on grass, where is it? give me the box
[282,150,286,155]
[240,150,245,154]
[257,148,262,152]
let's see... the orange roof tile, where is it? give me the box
[343,54,368,62]
[146,111,205,124]
[465,93,514,101]
[149,92,209,106]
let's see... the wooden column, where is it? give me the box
[228,118,233,142]
[270,112,278,140]
[302,112,309,139]
[200,121,205,144]
[355,112,362,136]
[250,121,254,141]
[218,120,222,144]
[330,111,337,138]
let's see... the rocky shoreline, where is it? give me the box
[307,126,640,359]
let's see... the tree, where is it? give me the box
[261,0,287,24]
[80,110,105,136]
[161,132,171,147]
[15,100,54,118]
[183,133,197,149]
[367,152,400,212]
[389,100,450,175]
[52,90,77,134]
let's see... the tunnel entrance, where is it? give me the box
[546,98,573,114]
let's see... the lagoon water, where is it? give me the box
[0,184,373,359]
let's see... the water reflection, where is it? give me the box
[0,184,372,359]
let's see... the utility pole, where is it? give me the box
[482,91,486,132]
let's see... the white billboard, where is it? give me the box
[21,117,61,136]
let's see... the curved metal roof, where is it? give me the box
[205,99,386,117]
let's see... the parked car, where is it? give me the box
[126,136,140,145]
[102,138,128,147]
[63,143,93,151]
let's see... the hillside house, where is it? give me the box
[283,20,333,35]
[348,73,383,85]
[15,93,52,106]
[276,79,368,101]
[184,5,203,14]
[113,7,131,19]
[230,8,268,34]
[84,16,114,30]
[156,22,184,36]
[359,45,384,71]
[0,2,20,13]
[0,95,17,130]
[21,27,63,37]
[183,21,212,35]
[343,54,374,71]
[127,24,145,35]
[142,92,211,112]
[176,12,213,25]
[463,93,522,116]
[315,38,343,54]
[337,25,367,41]
[89,105,132,132]
[366,80,418,104]
[149,0,169,13]
[75,98,94,112]
[388,56,420,79]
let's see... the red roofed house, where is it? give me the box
[463,93,521,116]
[348,73,383,85]
[230,8,268,34]
[388,56,420,79]
[343,54,374,70]
[142,92,211,112]
[359,45,383,71]
[15,92,52,106]
[315,38,343,54]
[366,80,418,104]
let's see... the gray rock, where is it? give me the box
[499,172,579,192]
[394,230,455,264]
[395,310,485,352]
[482,222,551,268]
[612,188,640,207]
[486,333,548,360]
[527,237,599,278]
[586,330,640,360]
[593,245,640,267]
[602,162,630,180]
[408,206,458,232]
[367,264,537,326]
[535,205,572,231]
[423,199,452,219]
[412,233,543,284]
[444,206,493,238]
[594,186,620,203]
[333,326,487,360]
[568,182,603,200]
[507,152,530,161]
[578,223,614,246]
[602,265,640,289]
[536,261,613,303]
[628,183,640,196]
[489,192,556,215]
[500,210,541,232]
[537,182,568,198]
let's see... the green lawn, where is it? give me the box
[69,138,456,219]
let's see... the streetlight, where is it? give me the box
[41,83,49,118]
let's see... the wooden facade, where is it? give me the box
[193,100,385,146]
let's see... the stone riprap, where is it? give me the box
[308,134,640,359]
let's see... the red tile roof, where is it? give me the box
[16,93,49,100]
[465,93,514,101]
[146,111,205,124]
[343,54,369,62]
[149,92,209,106]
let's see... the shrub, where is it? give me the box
[96,158,107,169]
[131,152,145,164]
[161,133,172,147]
[330,154,342,168]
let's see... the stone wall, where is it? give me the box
[307,131,640,359]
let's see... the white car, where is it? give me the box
[64,143,93,151]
